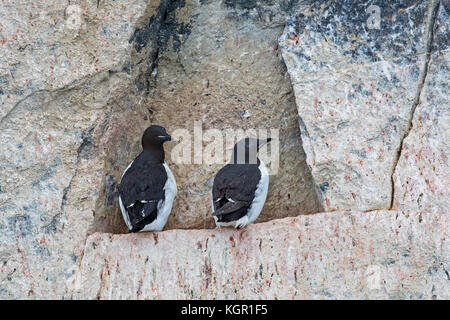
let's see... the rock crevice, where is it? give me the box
[390,0,441,209]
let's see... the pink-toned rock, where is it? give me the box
[279,0,439,211]
[392,3,449,215]
[72,210,449,299]
[0,0,164,299]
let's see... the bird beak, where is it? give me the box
[159,135,172,141]
[258,138,272,148]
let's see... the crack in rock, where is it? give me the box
[390,0,441,209]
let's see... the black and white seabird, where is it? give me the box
[211,137,271,228]
[118,125,177,232]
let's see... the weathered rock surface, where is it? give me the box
[0,0,321,298]
[0,0,166,299]
[0,0,160,120]
[1,0,448,300]
[392,2,449,215]
[73,210,449,299]
[96,0,322,233]
[279,0,440,211]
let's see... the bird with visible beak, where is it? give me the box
[211,137,272,228]
[118,125,177,232]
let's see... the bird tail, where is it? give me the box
[212,200,246,216]
[213,200,250,223]
[128,201,158,232]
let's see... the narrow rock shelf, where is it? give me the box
[72,210,449,299]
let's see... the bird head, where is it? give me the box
[141,125,172,150]
[230,137,272,164]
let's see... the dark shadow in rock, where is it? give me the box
[90,0,322,234]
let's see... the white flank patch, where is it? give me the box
[139,162,177,232]
[121,159,134,179]
[119,195,132,230]
[119,159,134,230]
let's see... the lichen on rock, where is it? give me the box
[279,0,441,211]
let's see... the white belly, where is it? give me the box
[119,160,134,231]
[140,162,177,232]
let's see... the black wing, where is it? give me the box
[212,164,261,222]
[118,152,167,232]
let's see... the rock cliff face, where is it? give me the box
[392,2,449,215]
[0,0,167,299]
[279,0,443,211]
[0,0,448,299]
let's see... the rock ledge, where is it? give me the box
[73,210,448,299]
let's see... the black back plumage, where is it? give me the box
[118,125,173,233]
[212,163,261,222]
[118,151,168,232]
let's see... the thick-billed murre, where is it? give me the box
[211,137,271,228]
[118,125,177,232]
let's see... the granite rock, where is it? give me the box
[0,0,320,298]
[73,210,449,299]
[0,0,161,120]
[96,0,322,233]
[0,0,166,299]
[0,0,448,300]
[279,0,440,211]
[392,2,449,215]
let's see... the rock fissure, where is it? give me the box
[279,0,445,212]
[389,0,441,210]
[0,68,119,125]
